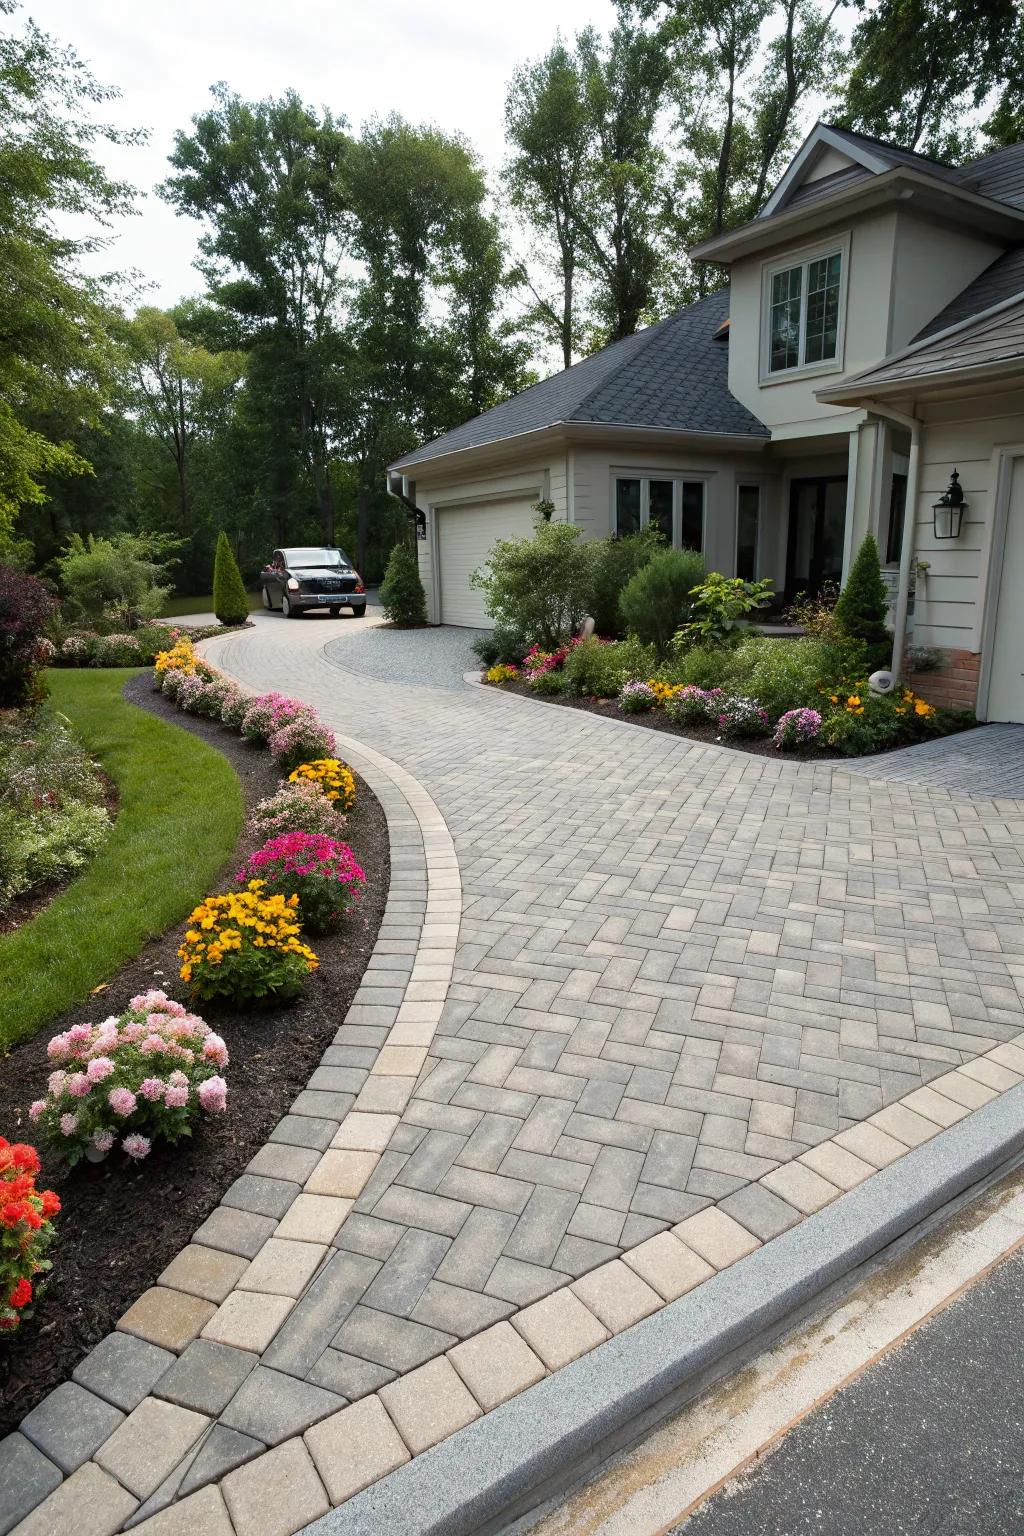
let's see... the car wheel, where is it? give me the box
[350,604,366,618]
[261,586,274,611]
[281,594,300,618]
[329,606,341,618]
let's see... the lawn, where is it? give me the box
[161,591,261,618]
[0,669,244,1049]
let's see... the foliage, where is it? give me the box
[92,632,142,667]
[715,633,868,720]
[268,716,338,775]
[235,833,365,935]
[0,563,57,707]
[619,679,657,713]
[820,684,952,756]
[379,541,427,627]
[587,527,663,638]
[485,664,519,685]
[528,668,567,695]
[246,780,348,844]
[618,547,705,654]
[471,522,593,649]
[56,531,181,629]
[834,535,890,658]
[714,694,771,738]
[563,633,657,696]
[212,531,250,627]
[472,626,528,667]
[772,707,823,750]
[663,684,725,725]
[178,881,318,1004]
[0,800,110,911]
[0,1139,59,1333]
[784,579,841,637]
[288,758,356,809]
[0,669,243,1050]
[679,573,773,646]
[31,990,228,1166]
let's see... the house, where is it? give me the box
[386,123,1024,724]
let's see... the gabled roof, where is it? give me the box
[389,289,768,473]
[819,291,1024,401]
[914,246,1024,340]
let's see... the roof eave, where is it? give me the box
[689,168,1024,264]
[817,354,1024,405]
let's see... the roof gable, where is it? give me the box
[760,122,956,220]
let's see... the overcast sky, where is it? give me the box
[42,0,618,309]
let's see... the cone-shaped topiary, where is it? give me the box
[379,541,427,627]
[834,534,890,660]
[212,531,249,626]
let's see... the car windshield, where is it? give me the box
[283,548,351,568]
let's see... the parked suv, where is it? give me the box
[260,547,366,618]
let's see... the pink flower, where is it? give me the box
[67,1023,92,1043]
[108,1086,137,1117]
[59,1113,78,1136]
[122,1134,151,1161]
[47,1034,70,1061]
[92,1130,114,1153]
[164,1083,189,1108]
[197,1076,228,1113]
[120,1022,145,1043]
[68,1073,91,1098]
[202,1034,229,1068]
[140,1034,166,1055]
[29,1100,46,1121]
[86,1056,115,1082]
[47,1070,66,1095]
[168,1070,188,1087]
[138,1078,166,1102]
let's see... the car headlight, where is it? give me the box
[287,578,299,591]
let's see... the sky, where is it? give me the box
[41,0,619,309]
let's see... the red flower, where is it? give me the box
[40,1189,60,1218]
[9,1278,32,1309]
[0,1201,26,1228]
[11,1144,40,1175]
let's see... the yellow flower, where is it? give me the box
[846,695,861,708]
[914,699,935,718]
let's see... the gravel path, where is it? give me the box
[324,622,487,690]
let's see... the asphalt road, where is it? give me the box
[675,1246,1024,1536]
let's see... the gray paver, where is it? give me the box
[21,1381,124,1473]
[178,1426,264,1497]
[73,1332,175,1413]
[154,1339,259,1415]
[0,1432,62,1536]
[219,1366,343,1445]
[720,1182,803,1240]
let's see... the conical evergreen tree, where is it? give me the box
[212,530,249,626]
[835,534,890,658]
[379,541,427,627]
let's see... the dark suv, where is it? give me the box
[260,547,367,619]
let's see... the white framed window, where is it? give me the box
[614,475,706,552]
[761,239,848,379]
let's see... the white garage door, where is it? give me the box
[437,497,538,627]
[987,456,1024,722]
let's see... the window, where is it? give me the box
[766,247,843,375]
[886,473,907,565]
[614,476,706,552]
[736,485,760,581]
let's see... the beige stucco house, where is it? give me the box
[387,123,1024,723]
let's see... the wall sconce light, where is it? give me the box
[933,468,966,540]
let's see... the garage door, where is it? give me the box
[987,456,1024,721]
[437,497,538,627]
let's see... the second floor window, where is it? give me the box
[768,249,842,374]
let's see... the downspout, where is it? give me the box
[859,399,921,683]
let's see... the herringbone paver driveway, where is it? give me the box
[198,616,1024,1406]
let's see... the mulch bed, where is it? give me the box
[0,673,390,1435]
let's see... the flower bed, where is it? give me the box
[1,1140,59,1334]
[236,833,365,935]
[53,619,251,669]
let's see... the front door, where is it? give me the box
[786,477,847,600]
[985,457,1024,722]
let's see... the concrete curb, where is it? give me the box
[300,1081,1024,1536]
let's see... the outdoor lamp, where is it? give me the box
[933,468,966,540]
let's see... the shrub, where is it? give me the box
[236,833,365,935]
[191,675,235,719]
[662,640,728,689]
[528,669,566,695]
[246,780,348,843]
[562,635,621,697]
[155,637,202,681]
[288,758,356,808]
[663,685,725,726]
[269,716,338,775]
[56,531,181,629]
[715,695,771,737]
[379,542,427,627]
[240,692,314,746]
[178,882,319,1003]
[31,990,229,1165]
[59,634,95,666]
[133,625,178,664]
[0,1139,59,1332]
[213,531,250,626]
[618,548,705,654]
[220,688,251,729]
[470,522,593,648]
[92,632,143,667]
[619,680,656,714]
[160,666,190,704]
[773,707,823,750]
[0,564,58,708]
[0,801,110,908]
[834,535,890,663]
[472,626,527,667]
[679,573,774,646]
[485,664,519,684]
[588,527,663,637]
[722,634,867,721]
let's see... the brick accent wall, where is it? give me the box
[906,648,981,711]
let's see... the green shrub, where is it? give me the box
[834,535,890,665]
[212,531,250,626]
[56,532,181,629]
[662,641,728,690]
[528,669,567,696]
[379,541,427,627]
[680,573,774,646]
[472,625,526,666]
[619,548,705,655]
[564,635,657,697]
[588,528,663,638]
[721,634,867,719]
[471,522,592,648]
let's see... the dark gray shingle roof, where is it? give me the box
[389,289,768,472]
[833,292,1024,391]
[914,246,1024,340]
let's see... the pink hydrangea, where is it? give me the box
[68,1073,91,1098]
[29,1100,46,1121]
[59,1113,78,1136]
[139,1078,166,1102]
[92,1130,115,1153]
[108,1086,137,1117]
[164,1083,189,1109]
[86,1056,115,1082]
[47,1070,66,1095]
[197,1076,228,1113]
[202,1034,229,1068]
[122,1134,151,1161]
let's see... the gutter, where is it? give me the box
[859,399,921,681]
[385,469,427,535]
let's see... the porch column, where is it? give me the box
[842,419,889,582]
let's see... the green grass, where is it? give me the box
[0,670,244,1050]
[160,591,261,618]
